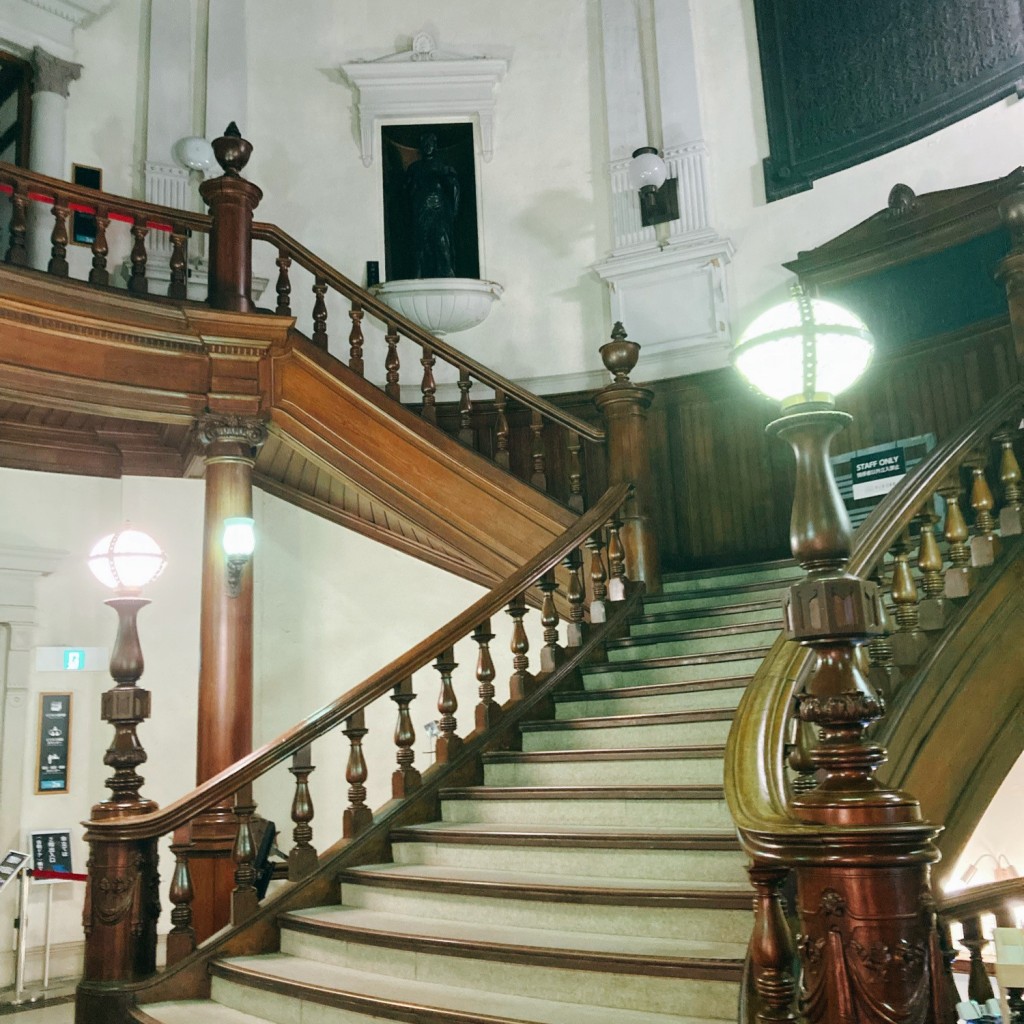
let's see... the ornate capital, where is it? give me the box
[198,413,268,455]
[31,46,82,98]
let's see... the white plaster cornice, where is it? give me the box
[0,0,111,58]
[0,544,65,576]
[340,33,508,166]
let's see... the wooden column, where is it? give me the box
[189,413,266,941]
[199,123,263,313]
[592,323,661,595]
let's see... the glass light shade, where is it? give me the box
[629,147,667,192]
[173,135,216,174]
[88,526,167,593]
[733,293,874,408]
[222,517,256,559]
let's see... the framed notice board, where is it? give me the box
[35,692,72,794]
[28,830,74,878]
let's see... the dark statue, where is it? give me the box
[406,132,460,278]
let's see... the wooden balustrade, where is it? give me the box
[75,484,635,1020]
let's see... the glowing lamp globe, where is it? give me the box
[222,517,256,559]
[88,526,167,594]
[628,147,668,194]
[732,289,874,409]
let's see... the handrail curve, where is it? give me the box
[84,482,631,842]
[251,221,605,443]
[725,383,1024,853]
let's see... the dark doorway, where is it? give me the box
[0,52,32,167]
[381,122,479,281]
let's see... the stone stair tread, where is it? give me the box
[342,861,753,901]
[582,646,772,675]
[520,707,736,731]
[441,785,724,800]
[609,622,779,648]
[392,821,740,848]
[482,745,727,764]
[282,905,748,965]
[135,1001,278,1024]
[635,598,780,624]
[212,954,727,1024]
[552,678,750,702]
[662,557,796,584]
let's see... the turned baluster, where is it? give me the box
[967,454,1001,566]
[939,477,973,598]
[538,570,563,673]
[567,430,585,512]
[5,182,28,265]
[507,594,535,700]
[890,535,928,667]
[230,784,259,925]
[348,301,365,376]
[391,676,421,797]
[384,324,401,400]
[917,509,951,631]
[457,369,474,445]
[960,915,996,1004]
[88,207,110,286]
[587,531,609,624]
[997,424,1024,535]
[866,564,900,700]
[311,277,329,350]
[48,198,69,276]
[420,346,438,424]
[494,389,511,469]
[127,215,149,294]
[434,647,461,763]
[166,824,196,965]
[748,866,799,1023]
[168,223,188,299]
[287,743,317,881]
[473,619,501,731]
[274,250,292,316]
[530,410,548,490]
[563,546,587,648]
[606,513,628,601]
[343,710,372,837]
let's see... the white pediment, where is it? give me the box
[340,33,508,167]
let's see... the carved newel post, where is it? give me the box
[734,288,949,1024]
[593,323,661,595]
[200,122,263,312]
[77,529,166,1021]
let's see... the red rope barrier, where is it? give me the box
[30,869,87,882]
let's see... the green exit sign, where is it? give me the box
[62,649,86,671]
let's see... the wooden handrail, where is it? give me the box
[251,221,605,444]
[725,382,1024,850]
[0,162,212,232]
[938,877,1024,922]
[83,482,630,843]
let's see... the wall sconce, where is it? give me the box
[222,516,255,598]
[961,852,1020,886]
[629,146,677,227]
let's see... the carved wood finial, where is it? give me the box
[887,183,917,217]
[212,123,252,177]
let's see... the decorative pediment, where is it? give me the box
[340,33,508,167]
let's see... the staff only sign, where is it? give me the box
[852,447,907,501]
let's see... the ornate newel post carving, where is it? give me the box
[593,323,661,595]
[190,413,266,940]
[200,123,263,312]
[768,406,946,1024]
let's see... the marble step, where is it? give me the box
[388,822,747,883]
[482,746,727,787]
[439,784,732,829]
[554,677,748,718]
[629,600,781,636]
[276,906,744,1016]
[519,707,736,751]
[641,579,793,615]
[338,862,754,943]
[661,560,799,592]
[605,625,780,663]
[207,954,735,1024]
[132,1003,278,1024]
[580,649,769,690]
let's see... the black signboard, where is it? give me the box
[851,447,906,501]
[36,692,71,794]
[0,850,29,894]
[29,830,74,878]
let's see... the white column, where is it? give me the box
[27,47,81,270]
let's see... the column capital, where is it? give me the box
[31,46,82,98]
[198,413,267,457]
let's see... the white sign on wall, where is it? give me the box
[34,647,108,672]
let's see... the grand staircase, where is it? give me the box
[134,560,800,1024]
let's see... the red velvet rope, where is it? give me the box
[30,869,87,882]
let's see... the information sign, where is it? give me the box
[0,850,29,895]
[29,830,74,878]
[35,693,72,793]
[851,446,906,501]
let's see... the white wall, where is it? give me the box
[0,466,530,987]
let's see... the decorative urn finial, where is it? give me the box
[600,322,641,384]
[211,122,252,177]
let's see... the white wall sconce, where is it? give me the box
[629,146,676,227]
[222,516,255,598]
